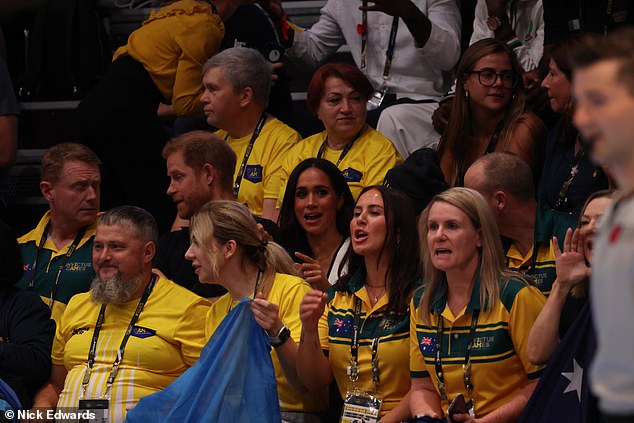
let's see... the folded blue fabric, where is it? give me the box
[126,298,281,423]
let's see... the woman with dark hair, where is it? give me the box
[185,201,327,421]
[527,189,614,364]
[278,63,401,203]
[538,37,610,218]
[438,38,545,187]
[278,158,354,290]
[410,188,546,421]
[297,185,421,421]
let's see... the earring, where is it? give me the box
[465,90,470,99]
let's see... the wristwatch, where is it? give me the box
[269,324,291,347]
[486,14,509,32]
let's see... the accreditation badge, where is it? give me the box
[340,389,383,423]
[78,398,109,423]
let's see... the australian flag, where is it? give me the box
[519,302,598,423]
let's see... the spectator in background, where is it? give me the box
[16,143,100,326]
[538,37,610,218]
[438,39,545,187]
[200,47,300,222]
[571,28,634,422]
[260,0,462,159]
[0,218,54,410]
[278,63,402,203]
[0,56,17,220]
[527,190,614,365]
[155,131,236,299]
[75,0,224,233]
[277,158,354,290]
[470,0,544,89]
[464,152,574,296]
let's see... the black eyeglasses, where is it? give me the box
[465,69,518,88]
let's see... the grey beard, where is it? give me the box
[90,271,145,304]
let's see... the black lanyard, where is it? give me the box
[27,221,87,310]
[229,113,267,198]
[434,309,480,402]
[80,274,157,400]
[316,128,364,167]
[359,2,399,81]
[348,297,386,387]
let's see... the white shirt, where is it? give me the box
[289,0,462,100]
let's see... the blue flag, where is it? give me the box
[126,299,281,423]
[519,302,598,423]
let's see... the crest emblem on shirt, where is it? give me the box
[244,165,263,183]
[341,168,362,183]
[131,326,156,339]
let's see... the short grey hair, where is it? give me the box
[203,47,272,107]
[98,206,158,244]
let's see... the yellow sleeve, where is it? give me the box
[275,276,312,343]
[508,284,547,379]
[409,296,430,378]
[262,123,301,200]
[51,298,73,366]
[171,13,224,116]
[175,297,213,366]
[362,135,403,187]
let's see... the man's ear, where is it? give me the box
[239,86,254,108]
[144,241,156,264]
[40,181,54,202]
[201,163,215,186]
[494,190,507,211]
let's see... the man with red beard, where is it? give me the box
[31,206,210,423]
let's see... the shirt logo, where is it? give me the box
[72,327,91,336]
[244,165,263,183]
[65,262,92,272]
[342,168,362,183]
[472,336,495,350]
[131,326,156,339]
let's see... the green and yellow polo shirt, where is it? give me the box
[410,276,546,417]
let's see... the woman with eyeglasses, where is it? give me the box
[438,39,545,187]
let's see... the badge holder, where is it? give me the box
[340,387,383,423]
[340,359,383,423]
[78,398,109,423]
[367,85,388,111]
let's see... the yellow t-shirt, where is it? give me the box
[114,0,224,116]
[319,272,411,417]
[52,276,211,423]
[216,117,301,216]
[410,277,546,417]
[278,126,402,205]
[206,272,327,413]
